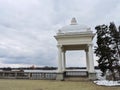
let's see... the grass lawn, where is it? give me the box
[0,79,119,90]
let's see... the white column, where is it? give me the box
[62,50,66,72]
[57,45,63,72]
[88,44,95,73]
[85,49,89,71]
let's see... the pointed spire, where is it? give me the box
[70,17,77,25]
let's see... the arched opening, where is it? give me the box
[66,50,86,68]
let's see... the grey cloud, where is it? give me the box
[0,0,120,67]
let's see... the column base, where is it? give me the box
[88,72,97,80]
[56,72,64,81]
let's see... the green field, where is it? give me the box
[0,79,119,90]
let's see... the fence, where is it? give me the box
[0,70,88,80]
[30,72,57,80]
[65,71,88,77]
[0,71,57,80]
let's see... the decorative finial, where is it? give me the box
[71,17,77,25]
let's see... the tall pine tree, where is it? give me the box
[95,23,120,80]
[109,22,120,78]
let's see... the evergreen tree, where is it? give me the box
[109,22,120,77]
[95,23,120,80]
[109,22,120,60]
[95,25,111,76]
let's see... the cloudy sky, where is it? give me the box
[0,0,120,67]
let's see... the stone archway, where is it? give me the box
[54,18,96,80]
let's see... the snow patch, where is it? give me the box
[94,80,120,86]
[94,70,120,86]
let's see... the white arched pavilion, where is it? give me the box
[54,18,96,80]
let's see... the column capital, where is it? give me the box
[85,48,88,52]
[64,50,66,53]
[57,44,66,52]
[87,44,93,47]
[85,44,93,52]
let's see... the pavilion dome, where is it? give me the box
[58,18,92,34]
